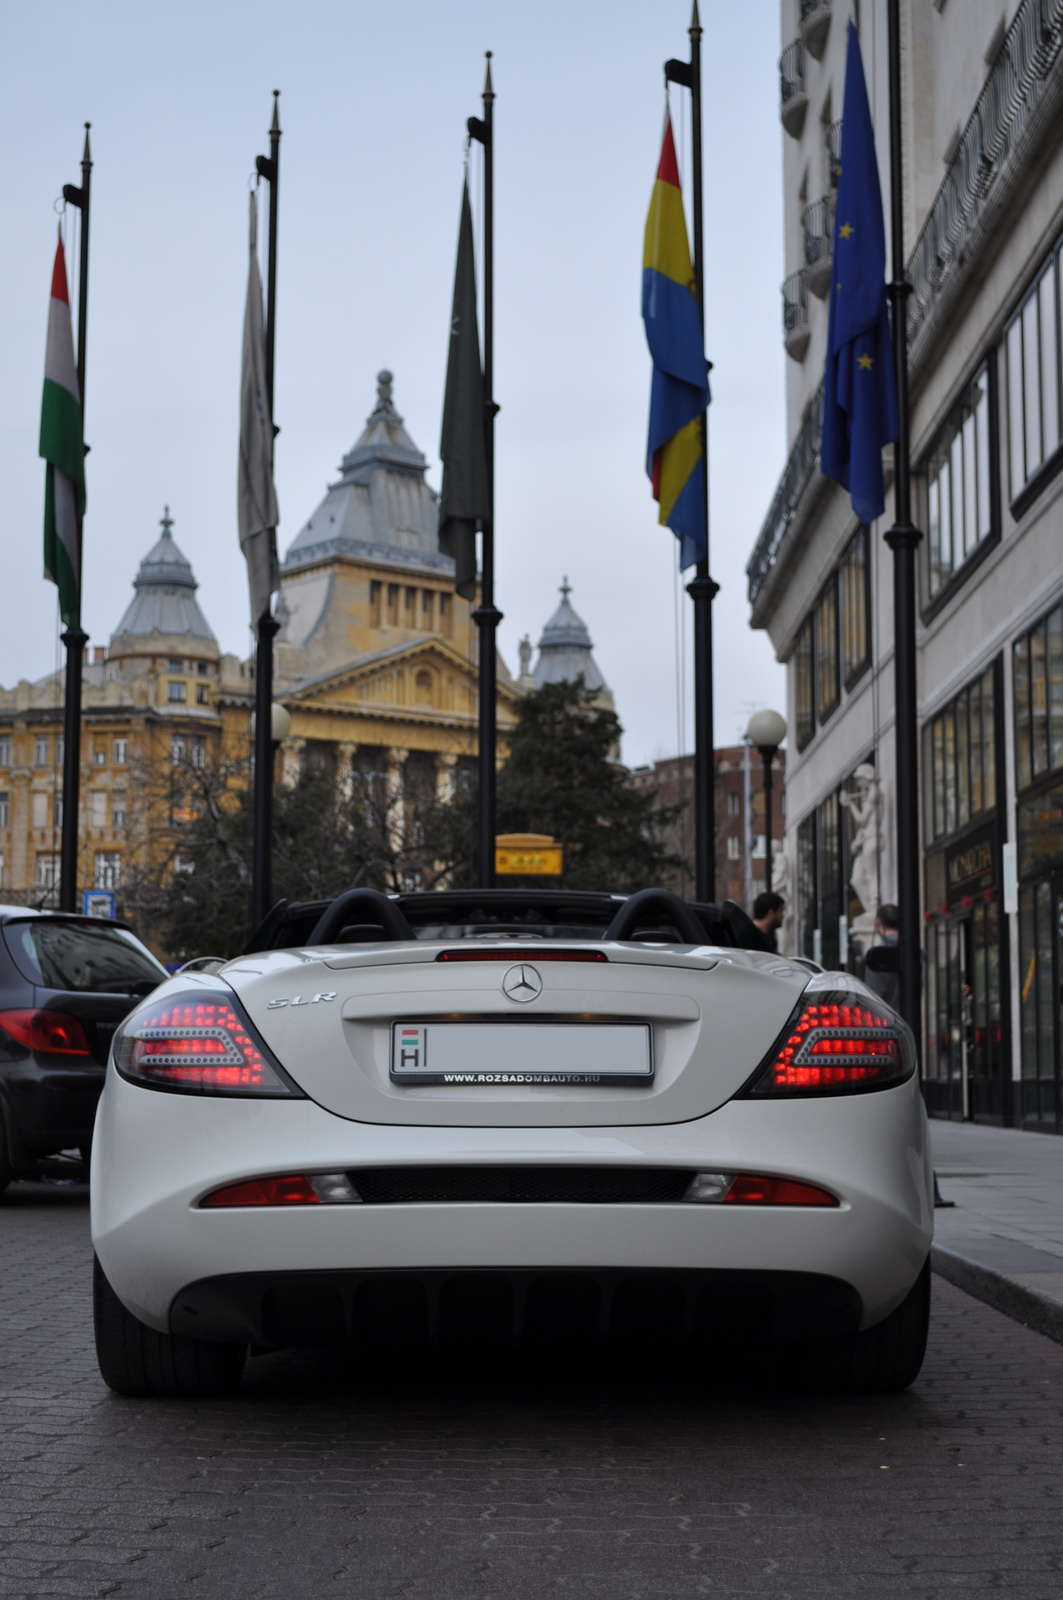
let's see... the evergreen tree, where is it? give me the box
[496,680,679,892]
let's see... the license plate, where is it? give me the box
[390,1022,653,1086]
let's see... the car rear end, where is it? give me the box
[0,913,165,1183]
[91,933,933,1360]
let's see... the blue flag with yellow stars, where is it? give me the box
[821,20,898,523]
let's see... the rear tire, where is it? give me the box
[93,1256,246,1398]
[782,1258,930,1394]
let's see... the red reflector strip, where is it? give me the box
[436,949,607,962]
[201,1174,320,1208]
[724,1174,838,1207]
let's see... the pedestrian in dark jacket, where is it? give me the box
[864,903,900,1011]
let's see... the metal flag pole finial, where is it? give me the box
[689,0,701,37]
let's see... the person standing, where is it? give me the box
[864,903,900,1011]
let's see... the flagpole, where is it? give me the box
[468,54,502,890]
[58,124,92,914]
[666,0,718,905]
[883,2,922,1047]
[251,92,281,932]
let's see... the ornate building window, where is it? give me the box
[922,665,997,845]
[34,737,49,767]
[840,527,870,685]
[923,360,996,607]
[0,793,8,828]
[1007,251,1061,505]
[794,616,815,750]
[814,577,839,724]
[94,852,121,890]
[0,737,10,767]
[168,680,186,703]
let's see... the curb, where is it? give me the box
[932,1243,1063,1347]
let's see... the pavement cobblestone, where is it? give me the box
[2,1182,1063,1598]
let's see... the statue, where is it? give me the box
[518,634,533,678]
[839,763,883,937]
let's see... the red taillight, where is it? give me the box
[746,994,911,1096]
[723,1174,838,1206]
[201,1174,320,1208]
[0,1009,91,1056]
[115,993,298,1096]
[437,949,607,962]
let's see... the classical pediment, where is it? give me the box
[284,637,517,724]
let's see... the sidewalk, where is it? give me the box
[929,1118,1063,1345]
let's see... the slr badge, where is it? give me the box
[502,964,542,1003]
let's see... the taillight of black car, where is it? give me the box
[113,990,303,1097]
[0,1009,92,1056]
[740,991,914,1097]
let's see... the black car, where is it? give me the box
[0,910,166,1190]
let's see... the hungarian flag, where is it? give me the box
[40,234,85,628]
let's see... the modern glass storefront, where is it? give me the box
[1014,596,1063,1130]
[922,660,1009,1122]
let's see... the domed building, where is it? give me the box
[268,370,518,795]
[522,578,614,714]
[0,509,240,909]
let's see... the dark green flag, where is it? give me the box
[439,178,489,601]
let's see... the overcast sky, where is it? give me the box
[1,0,787,769]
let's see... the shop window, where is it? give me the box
[794,616,815,750]
[840,527,870,685]
[924,361,995,603]
[1007,252,1061,503]
[1014,598,1063,793]
[815,578,839,724]
[923,664,997,845]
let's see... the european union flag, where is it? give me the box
[821,21,898,523]
[642,116,710,569]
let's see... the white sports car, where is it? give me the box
[91,888,933,1398]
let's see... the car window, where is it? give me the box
[2,920,167,995]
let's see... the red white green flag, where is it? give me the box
[39,233,85,627]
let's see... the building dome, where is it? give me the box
[109,509,218,658]
[532,578,613,705]
[282,371,451,576]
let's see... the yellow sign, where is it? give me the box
[495,833,563,877]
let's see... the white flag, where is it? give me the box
[238,192,279,627]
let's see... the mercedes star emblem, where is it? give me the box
[501,963,543,1003]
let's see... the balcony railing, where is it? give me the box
[779,40,808,137]
[782,270,811,361]
[800,0,831,60]
[802,197,834,296]
[747,386,823,605]
[908,0,1063,349]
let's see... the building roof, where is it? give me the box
[532,579,611,697]
[282,371,453,576]
[109,509,217,650]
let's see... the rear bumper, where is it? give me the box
[170,1266,863,1349]
[0,1060,104,1162]
[91,1067,933,1338]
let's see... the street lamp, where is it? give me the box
[745,709,787,897]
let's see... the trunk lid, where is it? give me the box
[222,943,809,1128]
